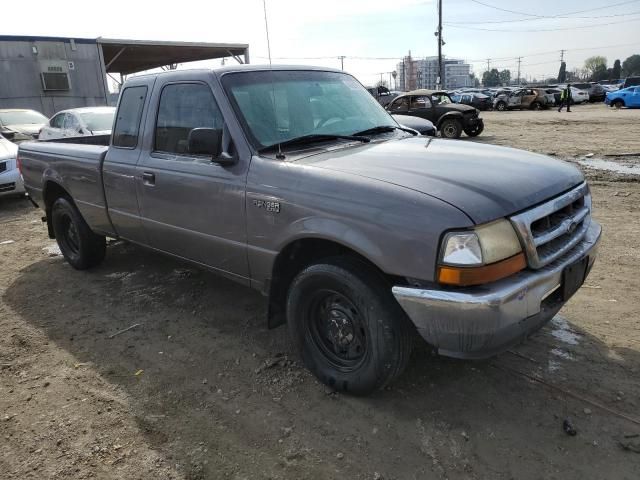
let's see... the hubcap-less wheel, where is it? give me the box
[60,213,80,256]
[613,101,623,109]
[308,290,367,370]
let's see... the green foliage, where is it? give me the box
[482,69,501,87]
[558,62,567,83]
[622,55,640,76]
[584,56,607,79]
[612,59,622,79]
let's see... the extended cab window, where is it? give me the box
[155,83,223,155]
[113,86,147,148]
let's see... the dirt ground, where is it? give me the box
[2,103,640,479]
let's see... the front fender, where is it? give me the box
[436,112,464,127]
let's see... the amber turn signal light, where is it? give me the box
[438,252,527,287]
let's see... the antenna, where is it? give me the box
[262,0,273,66]
[262,0,284,159]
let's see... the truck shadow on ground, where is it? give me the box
[5,242,640,479]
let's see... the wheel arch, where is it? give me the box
[266,236,401,329]
[436,112,463,128]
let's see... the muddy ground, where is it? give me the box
[1,103,640,479]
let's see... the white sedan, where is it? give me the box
[0,134,23,197]
[39,107,116,140]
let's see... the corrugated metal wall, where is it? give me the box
[0,37,107,118]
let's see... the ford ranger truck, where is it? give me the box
[18,66,601,395]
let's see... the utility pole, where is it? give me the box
[436,0,443,89]
[516,57,522,86]
[338,55,345,71]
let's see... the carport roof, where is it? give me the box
[97,38,249,74]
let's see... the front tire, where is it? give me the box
[51,197,106,270]
[439,118,463,139]
[612,99,624,109]
[287,258,413,395]
[495,101,507,111]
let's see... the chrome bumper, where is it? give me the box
[392,220,601,359]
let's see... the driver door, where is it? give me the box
[408,95,433,121]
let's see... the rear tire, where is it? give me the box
[464,121,484,137]
[530,101,542,110]
[286,257,413,395]
[439,119,463,139]
[51,197,106,270]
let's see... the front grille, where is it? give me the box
[0,161,6,173]
[510,183,591,269]
[0,182,16,193]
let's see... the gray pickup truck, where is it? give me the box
[19,66,601,394]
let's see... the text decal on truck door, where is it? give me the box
[253,199,280,213]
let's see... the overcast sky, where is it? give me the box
[6,0,640,85]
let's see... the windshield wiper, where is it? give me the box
[353,125,417,136]
[258,134,370,155]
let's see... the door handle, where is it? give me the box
[142,172,155,186]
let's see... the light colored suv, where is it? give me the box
[39,107,116,140]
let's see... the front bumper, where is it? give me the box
[392,220,601,359]
[0,164,25,197]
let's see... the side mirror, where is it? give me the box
[188,127,223,156]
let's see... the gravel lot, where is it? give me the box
[1,103,640,479]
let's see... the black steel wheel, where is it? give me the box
[439,118,463,139]
[51,197,106,270]
[287,257,414,395]
[464,120,484,137]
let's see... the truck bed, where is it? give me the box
[19,139,112,235]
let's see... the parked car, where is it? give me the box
[391,114,437,136]
[39,107,116,141]
[450,92,492,111]
[0,134,24,197]
[605,86,640,108]
[493,88,549,111]
[386,89,484,138]
[366,86,399,107]
[571,83,606,103]
[0,109,48,142]
[621,76,640,89]
[18,66,600,395]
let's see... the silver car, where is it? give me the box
[39,107,116,140]
[0,134,23,197]
[0,109,48,142]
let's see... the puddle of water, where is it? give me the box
[578,158,640,175]
[550,316,582,346]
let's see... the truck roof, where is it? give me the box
[128,64,345,81]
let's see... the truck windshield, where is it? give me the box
[221,70,398,150]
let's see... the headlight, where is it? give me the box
[438,219,525,286]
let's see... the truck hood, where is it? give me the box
[298,137,584,224]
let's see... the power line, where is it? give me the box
[467,0,640,19]
[447,9,640,24]
[445,15,640,32]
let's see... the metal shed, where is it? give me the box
[0,36,250,117]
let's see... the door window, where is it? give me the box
[389,97,409,112]
[50,113,65,129]
[64,113,79,131]
[113,86,148,148]
[410,95,431,109]
[154,83,224,155]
